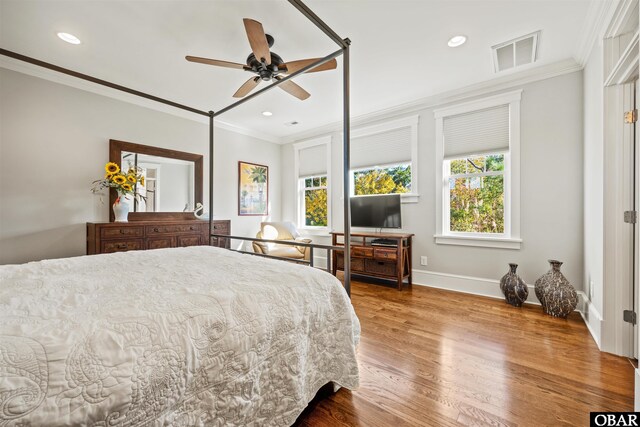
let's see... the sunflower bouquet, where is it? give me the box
[91,162,145,202]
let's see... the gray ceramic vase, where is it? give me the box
[534,260,577,318]
[500,263,528,307]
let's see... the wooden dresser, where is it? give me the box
[331,231,413,290]
[87,220,230,255]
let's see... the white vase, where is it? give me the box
[113,195,130,222]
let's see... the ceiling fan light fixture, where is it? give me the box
[186,18,334,101]
[262,111,273,117]
[447,35,467,48]
[57,32,81,45]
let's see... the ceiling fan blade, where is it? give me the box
[279,58,337,74]
[275,76,310,100]
[233,77,261,98]
[243,18,271,65]
[186,56,247,70]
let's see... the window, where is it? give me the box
[302,175,328,226]
[447,153,505,233]
[353,163,411,195]
[294,137,331,230]
[434,90,522,249]
[350,115,419,202]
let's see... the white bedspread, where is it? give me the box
[0,246,360,426]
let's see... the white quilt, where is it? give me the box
[0,246,360,426]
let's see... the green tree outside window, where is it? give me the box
[449,154,505,233]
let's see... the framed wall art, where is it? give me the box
[238,161,269,216]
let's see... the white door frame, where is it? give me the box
[601,0,639,357]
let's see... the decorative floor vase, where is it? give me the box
[534,260,577,318]
[499,263,528,307]
[112,196,129,222]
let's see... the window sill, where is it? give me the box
[298,227,331,237]
[401,193,419,203]
[434,234,522,250]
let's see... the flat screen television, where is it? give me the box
[350,194,402,229]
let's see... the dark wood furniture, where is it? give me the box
[331,231,413,290]
[109,139,204,222]
[87,220,230,255]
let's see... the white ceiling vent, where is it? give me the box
[492,31,540,72]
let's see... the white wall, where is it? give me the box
[582,41,605,344]
[282,71,585,295]
[0,68,281,264]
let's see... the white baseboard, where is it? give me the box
[411,268,597,343]
[411,268,543,303]
[579,299,603,349]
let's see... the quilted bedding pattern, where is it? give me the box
[0,246,360,426]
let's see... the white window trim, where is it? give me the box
[433,90,522,250]
[293,136,332,231]
[347,114,420,203]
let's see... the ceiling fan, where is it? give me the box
[186,18,337,101]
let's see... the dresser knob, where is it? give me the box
[190,226,195,230]
[153,228,159,232]
[117,243,127,249]
[119,230,125,234]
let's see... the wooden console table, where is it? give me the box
[331,231,413,290]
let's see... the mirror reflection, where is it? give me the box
[120,152,195,213]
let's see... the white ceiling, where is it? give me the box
[0,0,593,142]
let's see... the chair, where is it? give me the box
[252,222,312,262]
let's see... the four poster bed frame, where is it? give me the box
[0,0,354,295]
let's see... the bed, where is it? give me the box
[0,246,360,426]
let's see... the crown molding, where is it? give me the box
[574,0,618,67]
[212,119,281,144]
[282,58,583,144]
[1,52,583,147]
[0,56,282,145]
[604,0,637,38]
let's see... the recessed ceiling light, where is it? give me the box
[262,111,273,117]
[57,32,81,45]
[447,35,467,48]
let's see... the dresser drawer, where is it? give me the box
[101,239,144,253]
[352,246,373,258]
[146,224,202,235]
[374,247,397,261]
[212,221,230,234]
[101,226,144,239]
[147,238,174,250]
[177,235,201,247]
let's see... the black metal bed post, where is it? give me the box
[342,41,351,297]
[209,111,215,244]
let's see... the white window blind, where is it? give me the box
[351,126,412,169]
[443,104,509,159]
[298,144,327,177]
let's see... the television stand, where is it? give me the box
[331,231,414,290]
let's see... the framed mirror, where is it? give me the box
[109,139,203,221]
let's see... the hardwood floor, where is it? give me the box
[294,279,635,427]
